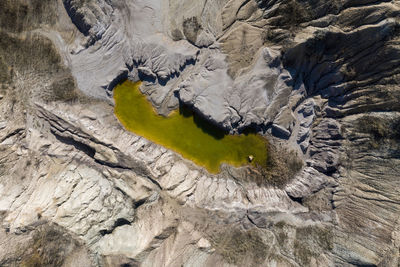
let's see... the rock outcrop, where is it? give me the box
[0,0,399,266]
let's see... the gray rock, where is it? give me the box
[1,0,400,266]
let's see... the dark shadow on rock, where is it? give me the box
[158,72,177,86]
[53,131,96,158]
[63,0,91,36]
[138,71,156,84]
[271,124,290,140]
[179,57,196,72]
[178,102,226,140]
[105,70,128,96]
[240,123,264,135]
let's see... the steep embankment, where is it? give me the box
[0,0,399,266]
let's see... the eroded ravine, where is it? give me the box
[114,80,268,173]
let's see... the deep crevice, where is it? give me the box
[52,130,96,158]
[99,218,131,236]
[288,194,303,205]
[133,198,146,209]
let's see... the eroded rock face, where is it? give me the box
[0,0,399,266]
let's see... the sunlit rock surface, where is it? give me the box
[0,0,399,266]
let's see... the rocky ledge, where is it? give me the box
[0,0,399,266]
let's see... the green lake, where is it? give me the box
[114,80,268,173]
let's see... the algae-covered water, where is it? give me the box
[114,80,268,173]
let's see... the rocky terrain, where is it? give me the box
[0,0,399,266]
